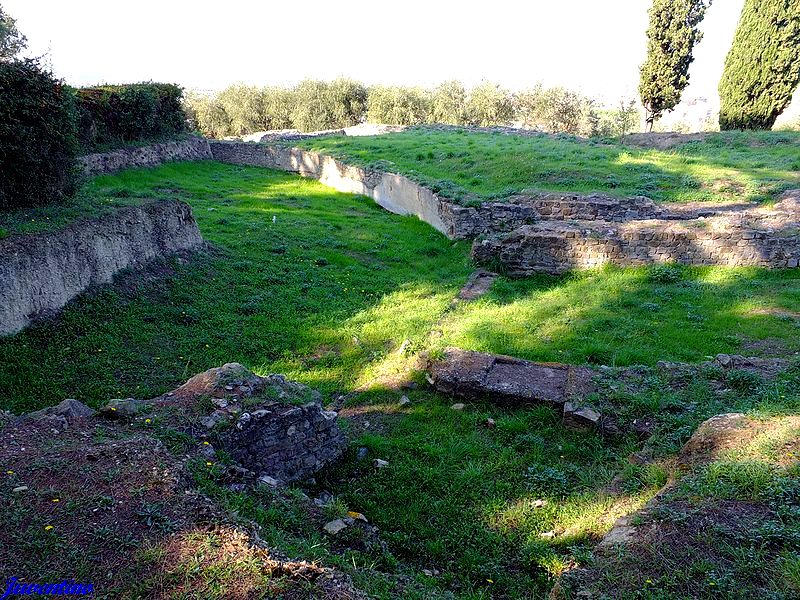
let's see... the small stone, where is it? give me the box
[485,418,496,428]
[314,491,333,507]
[347,511,368,522]
[258,475,281,488]
[99,398,148,419]
[398,395,411,407]
[373,459,389,469]
[228,483,246,493]
[236,412,251,430]
[451,403,465,411]
[211,398,229,409]
[533,499,547,508]
[323,519,348,535]
[715,353,733,368]
[356,447,369,461]
[539,530,556,539]
[12,486,28,493]
[563,402,602,432]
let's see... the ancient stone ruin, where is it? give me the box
[206,140,800,274]
[0,200,204,336]
[166,363,346,484]
[428,347,602,431]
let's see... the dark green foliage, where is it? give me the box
[75,83,186,150]
[290,78,367,132]
[719,0,800,130]
[639,0,711,130]
[0,4,26,60]
[0,60,78,209]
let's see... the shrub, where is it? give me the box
[465,82,513,127]
[75,83,186,150]
[431,80,467,125]
[291,78,367,132]
[366,86,432,125]
[718,0,800,130]
[515,85,598,135]
[0,59,79,209]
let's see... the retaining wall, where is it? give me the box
[209,141,453,235]
[80,139,800,275]
[80,137,212,176]
[0,200,203,336]
[472,196,800,275]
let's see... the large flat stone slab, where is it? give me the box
[429,347,595,407]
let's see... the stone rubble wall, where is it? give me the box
[224,400,346,483]
[472,195,800,275]
[79,137,212,176]
[0,200,204,336]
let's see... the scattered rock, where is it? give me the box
[99,398,148,419]
[314,492,333,507]
[457,270,497,301]
[26,399,96,425]
[373,459,389,469]
[257,475,281,488]
[356,447,369,461]
[11,486,28,493]
[323,519,349,535]
[398,395,411,407]
[533,499,547,508]
[485,417,496,428]
[562,402,602,432]
[451,403,466,411]
[540,530,556,539]
[347,511,368,523]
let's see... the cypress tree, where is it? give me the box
[718,0,800,130]
[639,0,712,131]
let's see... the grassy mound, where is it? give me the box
[295,127,800,204]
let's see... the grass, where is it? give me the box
[1,159,799,597]
[295,127,800,204]
[2,163,800,413]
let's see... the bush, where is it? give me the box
[75,83,186,150]
[366,86,432,126]
[0,59,79,210]
[291,78,367,132]
[465,82,513,127]
[514,86,598,135]
[431,80,467,125]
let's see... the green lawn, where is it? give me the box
[1,161,800,597]
[295,127,800,205]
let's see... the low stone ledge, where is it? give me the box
[472,197,800,275]
[428,347,596,407]
[0,200,204,336]
[80,137,212,176]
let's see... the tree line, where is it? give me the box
[185,80,640,139]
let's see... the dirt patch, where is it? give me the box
[620,132,710,150]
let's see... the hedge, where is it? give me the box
[0,60,79,210]
[75,83,186,150]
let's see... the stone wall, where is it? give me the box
[224,398,346,483]
[0,200,203,336]
[472,194,800,275]
[80,137,212,176]
[79,138,800,274]
[208,141,453,236]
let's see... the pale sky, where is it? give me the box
[3,0,786,111]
